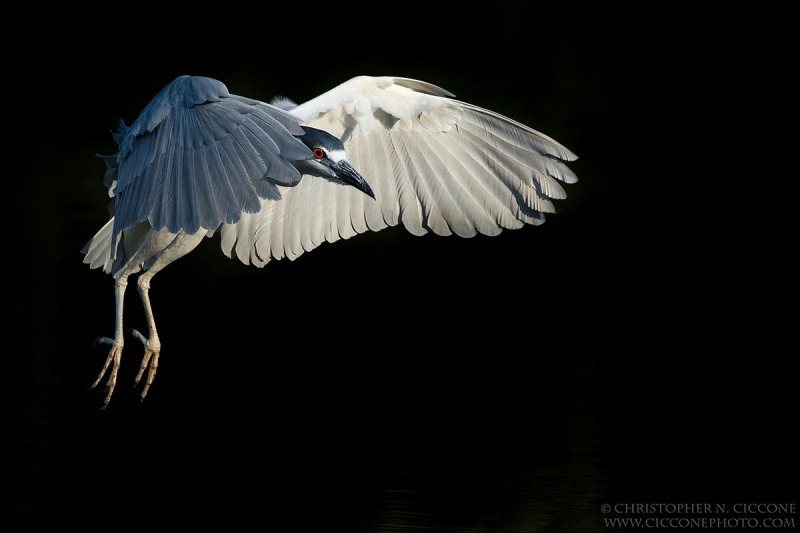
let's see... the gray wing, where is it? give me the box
[219,76,578,267]
[107,75,313,245]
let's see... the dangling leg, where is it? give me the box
[89,227,198,407]
[131,270,161,401]
[91,273,131,408]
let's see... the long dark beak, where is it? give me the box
[335,160,375,199]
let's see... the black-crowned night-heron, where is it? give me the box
[82,75,579,407]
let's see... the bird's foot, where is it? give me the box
[90,337,123,409]
[130,329,161,402]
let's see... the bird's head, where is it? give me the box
[294,127,375,199]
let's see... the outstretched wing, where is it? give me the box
[108,75,313,247]
[219,76,578,267]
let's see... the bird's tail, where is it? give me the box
[81,218,116,274]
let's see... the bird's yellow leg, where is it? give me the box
[131,271,161,402]
[91,275,129,408]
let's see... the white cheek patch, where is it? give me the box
[328,149,346,163]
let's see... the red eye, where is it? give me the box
[312,148,325,159]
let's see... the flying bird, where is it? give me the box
[82,74,579,407]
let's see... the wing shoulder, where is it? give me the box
[109,76,312,240]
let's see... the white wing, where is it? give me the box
[219,76,578,267]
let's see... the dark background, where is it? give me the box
[4,2,795,532]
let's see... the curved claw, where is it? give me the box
[93,336,115,349]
